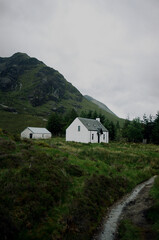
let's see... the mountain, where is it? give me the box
[0,53,124,133]
[0,52,83,115]
[84,95,117,117]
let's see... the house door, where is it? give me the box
[30,133,33,139]
[98,133,100,143]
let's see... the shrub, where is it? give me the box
[0,153,71,239]
[65,164,84,177]
[11,134,21,142]
[63,175,130,239]
[0,138,16,154]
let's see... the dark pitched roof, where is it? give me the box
[78,117,108,132]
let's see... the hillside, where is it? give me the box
[0,53,124,133]
[0,52,83,115]
[84,95,117,116]
[0,131,159,240]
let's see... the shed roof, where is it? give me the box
[28,127,51,134]
[78,117,108,132]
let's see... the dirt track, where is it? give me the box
[116,179,156,239]
[93,176,156,240]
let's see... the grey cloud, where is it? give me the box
[0,0,159,119]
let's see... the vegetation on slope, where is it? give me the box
[0,111,46,134]
[0,52,82,115]
[0,129,159,240]
[0,52,123,133]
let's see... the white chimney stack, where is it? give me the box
[96,118,100,122]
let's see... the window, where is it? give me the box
[103,134,105,140]
[92,134,94,140]
[78,126,80,132]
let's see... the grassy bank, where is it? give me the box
[147,176,159,239]
[0,131,159,240]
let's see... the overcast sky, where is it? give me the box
[0,0,159,119]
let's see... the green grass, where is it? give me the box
[0,111,46,133]
[117,219,143,240]
[147,176,159,239]
[0,132,159,240]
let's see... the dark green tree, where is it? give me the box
[87,110,93,118]
[65,109,78,124]
[80,111,87,118]
[64,109,78,129]
[104,119,116,141]
[127,118,144,142]
[98,112,105,124]
[152,113,159,144]
[92,110,98,119]
[122,119,131,140]
[115,121,122,141]
[142,114,154,143]
[47,112,63,135]
[109,121,116,140]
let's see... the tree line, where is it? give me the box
[122,113,159,144]
[47,109,159,144]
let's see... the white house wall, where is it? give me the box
[43,133,52,139]
[21,128,32,138]
[66,118,90,143]
[31,133,51,139]
[106,132,109,143]
[21,128,51,139]
[66,118,109,143]
[90,131,98,143]
[90,131,109,143]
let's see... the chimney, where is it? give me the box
[96,118,100,122]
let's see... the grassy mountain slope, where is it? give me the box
[0,52,83,115]
[84,95,117,116]
[0,53,124,133]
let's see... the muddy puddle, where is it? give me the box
[93,176,156,240]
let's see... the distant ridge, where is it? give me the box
[84,95,117,117]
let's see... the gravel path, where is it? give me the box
[93,176,156,240]
[115,177,157,240]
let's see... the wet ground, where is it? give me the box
[93,176,156,240]
[115,177,156,240]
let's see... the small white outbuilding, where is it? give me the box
[66,117,109,143]
[21,127,52,139]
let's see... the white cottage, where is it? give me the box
[21,127,52,139]
[66,117,109,143]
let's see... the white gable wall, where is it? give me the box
[66,118,90,143]
[21,128,32,138]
